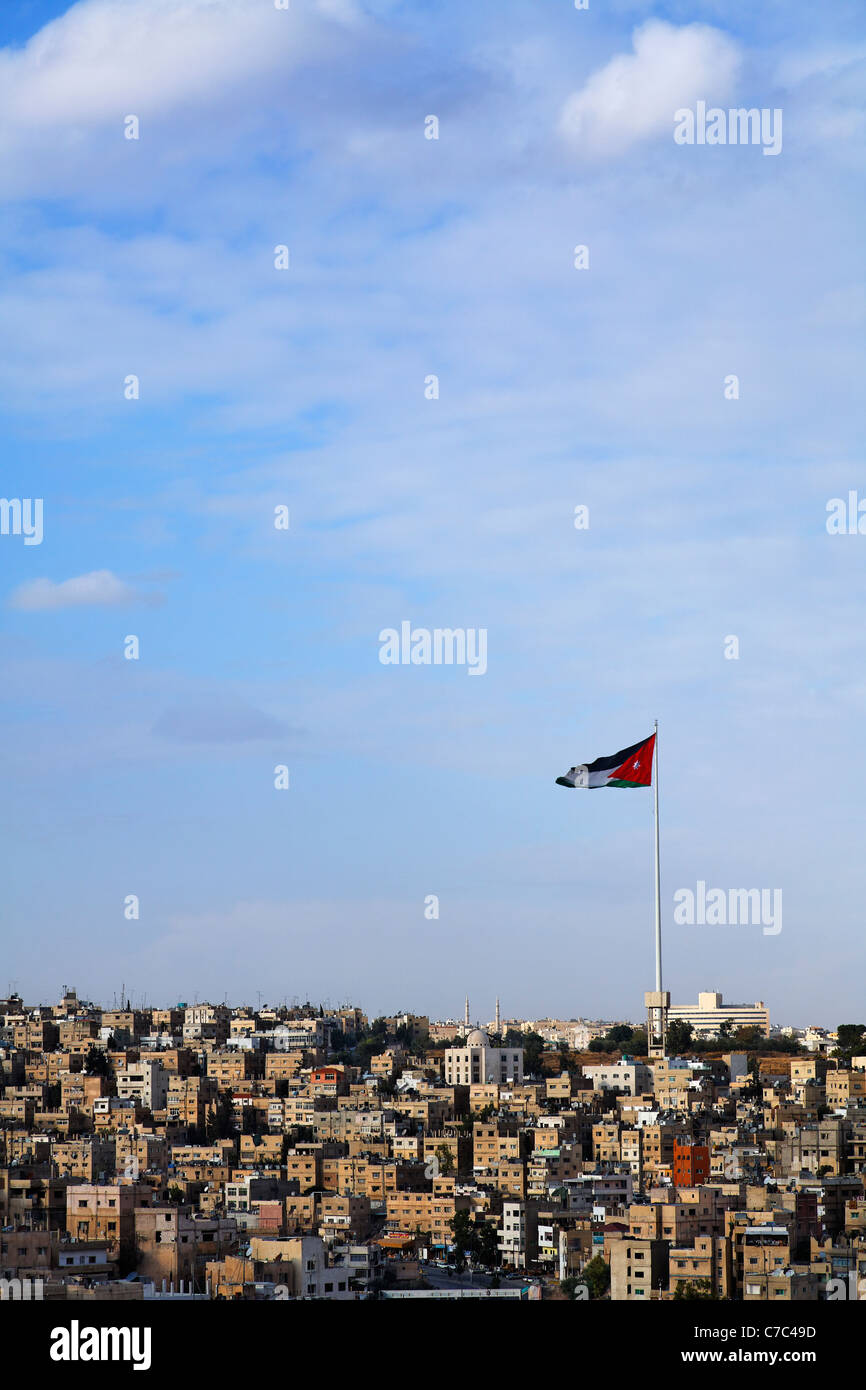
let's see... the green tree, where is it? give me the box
[560,1276,584,1301]
[83,1046,112,1077]
[734,1025,762,1047]
[582,1254,610,1300]
[666,1020,694,1054]
[522,1031,546,1075]
[587,1024,637,1055]
[450,1210,474,1266]
[674,1278,718,1300]
[473,1220,499,1268]
[836,1024,866,1060]
[627,1028,648,1055]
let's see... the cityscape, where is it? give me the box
[1,0,863,1365]
[2,983,865,1303]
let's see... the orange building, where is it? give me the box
[672,1138,710,1187]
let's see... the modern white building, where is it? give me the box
[668,991,770,1039]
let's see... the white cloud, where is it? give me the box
[559,19,741,156]
[9,569,142,610]
[0,0,359,129]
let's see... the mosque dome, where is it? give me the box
[465,1027,489,1046]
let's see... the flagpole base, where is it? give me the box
[644,989,670,1058]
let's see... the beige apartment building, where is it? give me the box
[385,1176,468,1240]
[150,1009,184,1035]
[726,1212,794,1296]
[138,1047,195,1076]
[628,1187,736,1246]
[668,1233,731,1298]
[51,1138,116,1181]
[58,1017,99,1047]
[205,1050,264,1086]
[527,1144,583,1199]
[134,1207,236,1286]
[283,1151,322,1192]
[473,1121,524,1169]
[13,1020,59,1051]
[319,1194,371,1242]
[474,1159,526,1200]
[826,1068,866,1107]
[265,1051,307,1082]
[66,1181,153,1265]
[165,1075,219,1130]
[610,1237,669,1300]
[592,1121,621,1164]
[370,1049,404,1078]
[422,1133,470,1175]
[101,1009,149,1041]
[468,1083,500,1111]
[59,1072,109,1114]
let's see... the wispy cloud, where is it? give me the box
[8,569,150,610]
[152,701,296,744]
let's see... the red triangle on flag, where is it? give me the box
[610,733,654,785]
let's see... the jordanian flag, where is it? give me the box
[556,733,655,789]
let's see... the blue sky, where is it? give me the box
[1,0,864,1026]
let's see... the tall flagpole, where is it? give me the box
[653,718,661,994]
[645,718,669,1057]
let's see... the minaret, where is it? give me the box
[464,996,470,1030]
[495,997,501,1034]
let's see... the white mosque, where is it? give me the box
[443,997,524,1087]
